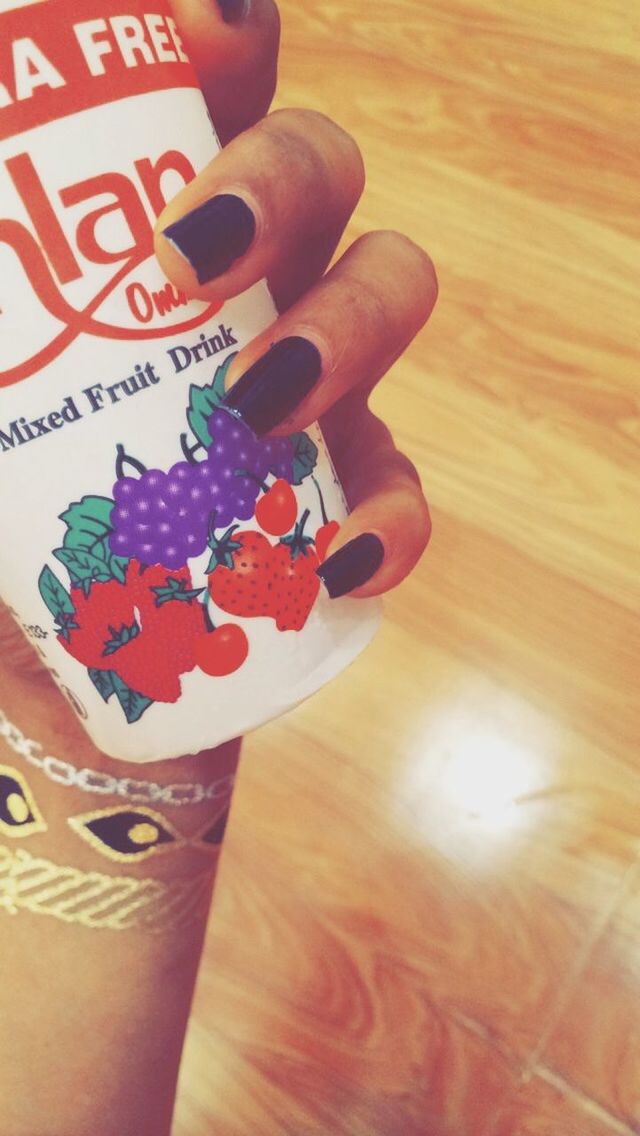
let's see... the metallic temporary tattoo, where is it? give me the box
[68,805,183,864]
[0,765,47,839]
[0,708,237,807]
[68,803,232,862]
[0,844,214,933]
[195,807,230,848]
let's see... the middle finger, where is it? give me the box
[222,229,438,437]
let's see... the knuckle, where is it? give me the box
[356,231,438,324]
[369,230,437,288]
[415,493,432,554]
[266,109,365,200]
[259,0,281,38]
[388,455,431,555]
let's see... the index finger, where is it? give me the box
[170,0,280,143]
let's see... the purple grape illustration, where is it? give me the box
[108,407,295,570]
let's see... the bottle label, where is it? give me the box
[0,1,375,762]
[0,0,197,142]
[0,0,213,389]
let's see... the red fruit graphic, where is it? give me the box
[315,520,341,563]
[195,624,249,677]
[62,579,136,671]
[207,511,320,632]
[255,479,298,536]
[311,476,340,562]
[208,528,278,620]
[60,561,206,703]
[272,512,320,631]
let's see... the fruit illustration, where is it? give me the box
[207,528,275,618]
[255,479,298,536]
[274,513,322,631]
[108,408,295,571]
[195,623,249,677]
[207,511,320,632]
[312,476,341,562]
[315,520,341,562]
[59,561,206,704]
[38,357,324,726]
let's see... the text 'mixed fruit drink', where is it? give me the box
[0,0,380,762]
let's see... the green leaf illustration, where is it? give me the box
[38,565,74,618]
[205,524,242,574]
[187,354,236,448]
[291,432,319,485]
[54,542,123,596]
[59,495,115,549]
[55,613,80,642]
[151,576,204,608]
[102,621,141,657]
[111,674,154,724]
[88,668,116,703]
[56,497,128,593]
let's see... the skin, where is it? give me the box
[0,3,437,1133]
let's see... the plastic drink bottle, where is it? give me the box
[0,0,380,762]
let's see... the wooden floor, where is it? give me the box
[174,3,640,1134]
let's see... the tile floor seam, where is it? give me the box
[532,1064,639,1136]
[524,858,640,1073]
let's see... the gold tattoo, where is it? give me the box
[67,804,231,864]
[0,844,214,933]
[68,805,183,865]
[0,765,47,839]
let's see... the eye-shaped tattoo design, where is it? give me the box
[68,806,182,864]
[197,808,230,847]
[0,766,47,838]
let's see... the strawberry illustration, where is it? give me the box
[60,561,206,703]
[207,511,320,632]
[207,527,278,620]
[272,513,320,631]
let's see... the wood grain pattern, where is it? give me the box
[174,2,640,1133]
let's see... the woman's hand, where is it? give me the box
[0,7,437,1135]
[156,0,437,602]
[0,0,437,708]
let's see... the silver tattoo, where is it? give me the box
[0,709,235,806]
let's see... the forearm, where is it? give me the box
[0,621,239,1136]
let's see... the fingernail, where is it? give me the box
[316,534,385,598]
[162,194,256,285]
[223,337,323,437]
[216,0,247,22]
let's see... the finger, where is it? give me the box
[154,108,365,310]
[170,0,280,143]
[316,400,432,599]
[0,602,50,683]
[217,231,437,438]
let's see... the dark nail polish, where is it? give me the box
[317,534,385,599]
[223,337,323,437]
[162,194,255,284]
[216,0,246,23]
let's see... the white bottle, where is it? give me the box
[0,0,380,762]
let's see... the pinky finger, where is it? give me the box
[317,401,431,599]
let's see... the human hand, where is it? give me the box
[156,0,438,602]
[0,0,437,718]
[0,12,437,1131]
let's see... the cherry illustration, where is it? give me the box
[255,479,298,536]
[312,477,340,562]
[195,606,249,677]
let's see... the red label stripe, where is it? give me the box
[0,0,199,142]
